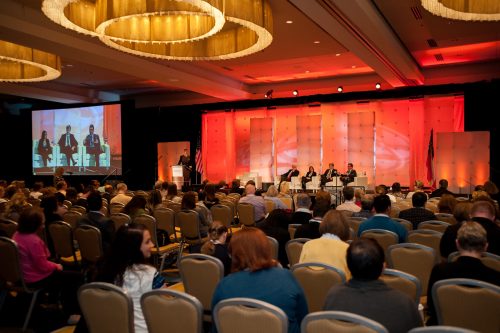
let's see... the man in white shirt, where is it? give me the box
[110,183,132,205]
[336,187,361,213]
[239,183,266,222]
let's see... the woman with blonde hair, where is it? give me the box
[264,185,287,210]
[201,221,231,275]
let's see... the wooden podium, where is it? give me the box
[172,165,184,190]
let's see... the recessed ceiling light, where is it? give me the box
[65,64,73,67]
[335,53,341,57]
[292,90,299,96]
[351,65,356,68]
[305,70,310,73]
[286,20,293,24]
[375,82,381,90]
[314,41,320,44]
[337,86,343,93]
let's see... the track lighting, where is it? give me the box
[292,90,299,96]
[337,86,343,93]
[265,89,273,99]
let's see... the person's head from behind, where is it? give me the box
[87,191,103,211]
[266,185,279,197]
[456,221,488,254]
[343,187,355,201]
[347,238,385,280]
[231,179,241,190]
[412,191,427,208]
[149,190,162,206]
[229,227,276,273]
[167,182,178,196]
[116,182,127,193]
[245,183,256,195]
[296,193,311,210]
[437,194,457,214]
[453,201,473,223]
[181,191,196,210]
[483,180,499,196]
[375,185,387,196]
[17,207,44,234]
[320,210,350,241]
[280,181,290,195]
[32,182,43,192]
[373,194,391,214]
[471,200,496,221]
[123,195,147,214]
[265,209,291,229]
[391,182,401,193]
[56,180,67,191]
[204,183,217,199]
[360,195,374,211]
[202,221,229,256]
[40,195,58,215]
[438,179,448,189]
[106,223,153,286]
[354,188,364,202]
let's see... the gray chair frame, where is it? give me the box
[447,251,500,262]
[109,212,131,231]
[301,310,389,333]
[408,326,479,333]
[381,268,422,305]
[48,220,80,265]
[392,218,413,231]
[267,235,279,260]
[285,238,310,267]
[74,224,103,264]
[0,218,18,238]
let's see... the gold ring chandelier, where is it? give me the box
[42,0,273,60]
[421,0,500,21]
[0,40,61,82]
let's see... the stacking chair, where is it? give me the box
[219,199,237,222]
[0,218,17,238]
[285,238,309,267]
[0,237,43,331]
[448,251,500,271]
[278,197,293,210]
[74,225,103,266]
[408,326,479,333]
[227,193,241,201]
[109,212,131,231]
[141,289,203,333]
[434,213,456,225]
[291,262,346,312]
[267,236,279,260]
[392,218,413,232]
[176,210,208,248]
[63,210,82,229]
[387,243,435,295]
[166,202,181,214]
[70,205,87,215]
[264,199,276,214]
[213,298,288,333]
[408,229,443,261]
[380,268,421,305]
[418,220,450,233]
[237,202,255,227]
[153,207,181,241]
[63,199,73,209]
[110,202,125,214]
[360,229,399,255]
[48,221,81,266]
[288,223,301,239]
[301,311,389,333]
[432,278,500,333]
[210,204,234,233]
[347,217,366,236]
[78,282,134,333]
[178,254,224,322]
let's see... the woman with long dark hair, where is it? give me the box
[37,130,53,167]
[201,221,231,275]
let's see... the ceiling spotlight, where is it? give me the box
[292,90,299,96]
[337,86,343,93]
[375,82,381,90]
[265,89,274,99]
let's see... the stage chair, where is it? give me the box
[305,176,321,192]
[291,262,346,313]
[290,176,302,193]
[285,238,309,267]
[81,144,110,169]
[0,236,44,332]
[380,268,421,305]
[141,289,203,333]
[301,311,389,333]
[214,298,288,333]
[432,278,500,333]
[178,254,224,322]
[78,282,134,333]
[0,218,17,238]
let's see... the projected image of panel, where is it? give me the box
[32,103,122,175]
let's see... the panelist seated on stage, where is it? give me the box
[340,162,357,185]
[280,164,299,182]
[321,163,339,186]
[301,165,317,189]
[57,124,78,166]
[83,124,104,167]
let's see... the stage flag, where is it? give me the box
[426,129,436,189]
[195,135,203,177]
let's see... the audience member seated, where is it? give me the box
[201,222,231,275]
[110,183,132,205]
[203,183,220,209]
[390,182,406,200]
[439,201,473,259]
[354,188,365,207]
[336,187,361,213]
[440,200,500,256]
[291,193,312,225]
[376,184,396,203]
[430,179,454,198]
[357,194,407,243]
[164,182,182,203]
[483,180,499,202]
[30,182,44,200]
[398,192,437,229]
[299,210,352,279]
[294,191,331,240]
[258,209,292,267]
[181,191,210,237]
[65,187,79,206]
[147,189,163,212]
[122,195,147,220]
[406,180,428,200]
[211,228,308,333]
[77,191,115,253]
[264,185,288,210]
[239,183,266,223]
[229,179,244,196]
[54,192,69,216]
[426,221,500,325]
[437,194,457,214]
[97,224,165,333]
[323,238,422,332]
[352,195,374,219]
[278,181,292,198]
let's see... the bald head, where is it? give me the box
[245,183,256,195]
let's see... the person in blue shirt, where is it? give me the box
[211,227,308,333]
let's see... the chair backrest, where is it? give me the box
[387,243,436,295]
[74,225,103,263]
[0,218,18,238]
[360,229,398,255]
[266,236,279,260]
[141,289,203,333]
[301,311,389,333]
[0,236,24,288]
[432,278,500,333]
[418,220,450,233]
[434,213,456,225]
[448,251,500,272]
[408,326,479,333]
[264,199,276,214]
[63,210,82,229]
[63,199,73,209]
[380,268,421,305]
[214,298,288,333]
[278,197,293,210]
[153,207,176,240]
[392,218,413,232]
[110,202,125,214]
[408,229,443,261]
[347,217,366,236]
[176,210,202,244]
[285,238,309,267]
[71,205,87,214]
[48,221,78,260]
[237,202,255,227]
[291,262,346,313]
[166,202,181,214]
[78,282,134,333]
[210,204,233,229]
[178,254,224,312]
[133,214,160,248]
[227,193,241,201]
[288,223,301,239]
[109,213,132,231]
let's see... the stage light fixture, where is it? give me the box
[292,89,299,96]
[375,82,381,90]
[265,89,273,99]
[337,86,343,93]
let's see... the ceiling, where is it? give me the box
[0,0,499,108]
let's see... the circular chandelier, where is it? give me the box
[421,0,500,21]
[42,0,273,60]
[0,40,61,82]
